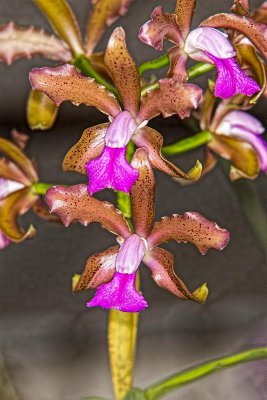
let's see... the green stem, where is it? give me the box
[73,54,119,97]
[162,131,212,157]
[138,54,169,75]
[145,347,267,400]
[188,62,215,80]
[31,182,55,196]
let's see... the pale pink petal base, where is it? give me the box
[0,178,24,199]
[86,145,139,194]
[87,271,148,312]
[207,53,260,99]
[0,230,11,250]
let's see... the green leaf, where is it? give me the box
[123,388,147,400]
[162,131,212,157]
[144,347,267,399]
[138,54,169,76]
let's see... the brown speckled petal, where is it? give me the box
[46,184,131,238]
[130,149,155,238]
[167,47,188,82]
[0,137,38,183]
[147,211,230,255]
[175,0,197,38]
[73,245,119,291]
[143,247,208,302]
[63,123,108,174]
[85,0,133,55]
[104,27,140,115]
[132,127,202,182]
[138,6,181,50]
[29,64,121,118]
[0,187,37,242]
[138,78,202,121]
[200,14,267,62]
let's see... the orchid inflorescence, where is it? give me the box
[1,0,267,314]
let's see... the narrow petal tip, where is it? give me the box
[193,282,209,303]
[72,274,81,291]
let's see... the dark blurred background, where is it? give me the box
[0,1,267,399]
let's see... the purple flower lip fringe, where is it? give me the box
[87,271,148,312]
[184,27,260,99]
[87,111,139,194]
[86,146,139,194]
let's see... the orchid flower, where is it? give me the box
[0,131,38,248]
[0,0,133,129]
[211,110,267,180]
[29,27,202,195]
[0,130,60,248]
[202,0,267,103]
[139,0,260,100]
[46,149,229,312]
[199,82,267,180]
[199,2,267,88]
